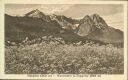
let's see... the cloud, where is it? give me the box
[61,4,123,18]
[5,4,41,16]
[5,4,74,16]
[103,12,124,31]
[39,4,74,14]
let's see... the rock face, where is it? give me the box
[91,14,108,27]
[77,15,96,36]
[78,14,108,36]
[5,9,124,45]
[25,9,51,22]
[50,14,79,31]
[25,9,45,18]
[77,14,123,43]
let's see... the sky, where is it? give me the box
[5,4,124,31]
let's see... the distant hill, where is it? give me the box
[5,9,124,46]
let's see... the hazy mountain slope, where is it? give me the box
[86,27,123,43]
[5,14,62,42]
[5,14,82,43]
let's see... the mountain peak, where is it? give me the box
[92,13,100,18]
[91,13,108,27]
[83,15,91,20]
[35,9,40,12]
[25,9,45,18]
[77,13,110,36]
[80,15,94,25]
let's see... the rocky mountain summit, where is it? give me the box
[77,14,123,43]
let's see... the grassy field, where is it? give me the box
[5,40,124,74]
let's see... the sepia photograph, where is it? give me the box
[4,4,125,74]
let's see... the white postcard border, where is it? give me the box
[0,0,127,80]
